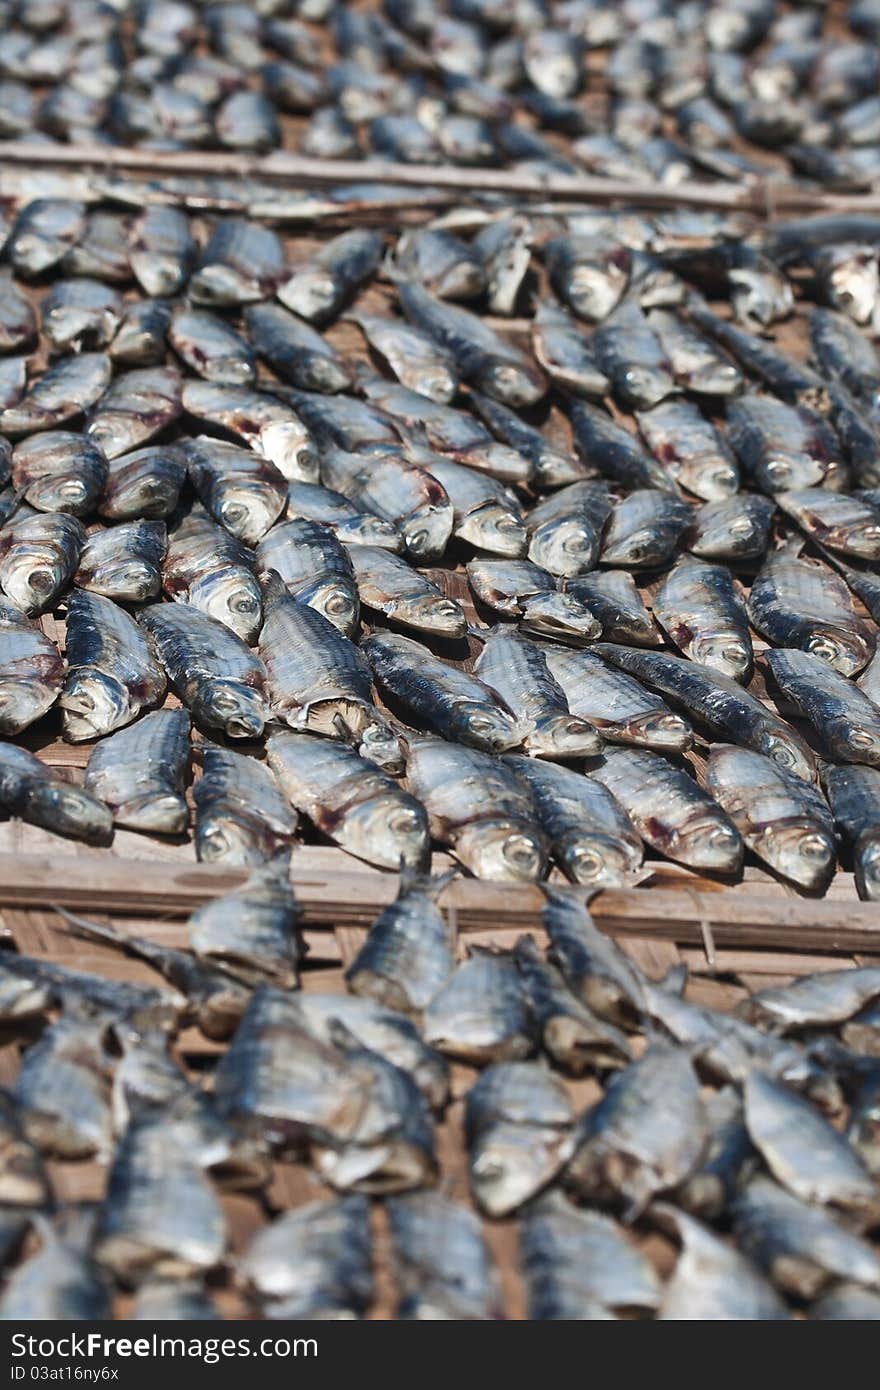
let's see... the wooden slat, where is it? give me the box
[0,852,877,951]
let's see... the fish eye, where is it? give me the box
[502,834,538,869]
[800,835,829,861]
[390,809,419,834]
[570,847,603,880]
[849,728,879,750]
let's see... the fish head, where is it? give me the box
[626,711,693,751]
[761,450,823,492]
[406,594,468,639]
[60,668,130,741]
[760,731,815,784]
[192,679,266,740]
[680,812,742,873]
[28,782,113,846]
[458,502,526,558]
[602,525,663,566]
[280,271,337,322]
[533,714,603,758]
[259,424,320,484]
[217,491,279,548]
[805,627,871,678]
[482,362,546,410]
[108,472,182,520]
[456,818,547,882]
[755,819,836,892]
[87,561,158,603]
[342,791,428,870]
[358,720,405,775]
[855,831,880,902]
[529,516,597,575]
[303,580,359,637]
[189,266,252,306]
[402,501,454,562]
[520,592,602,642]
[406,366,458,405]
[471,1123,571,1218]
[336,516,403,551]
[688,634,752,683]
[29,474,91,515]
[689,362,743,398]
[188,571,263,645]
[0,677,56,736]
[837,719,880,764]
[457,701,525,753]
[828,251,879,326]
[619,365,674,411]
[558,828,643,888]
[568,265,626,322]
[196,812,269,866]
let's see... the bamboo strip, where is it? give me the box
[5,139,880,216]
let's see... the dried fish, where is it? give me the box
[0,595,64,733]
[0,744,113,845]
[62,589,166,741]
[84,708,190,835]
[465,1060,574,1216]
[748,547,873,677]
[163,508,262,644]
[653,556,752,682]
[11,430,107,516]
[75,519,167,603]
[188,851,303,989]
[473,627,602,758]
[346,866,455,1015]
[521,1191,660,1319]
[765,647,880,766]
[542,645,693,751]
[87,366,182,460]
[255,517,359,637]
[183,434,287,545]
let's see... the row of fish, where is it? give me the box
[2,883,880,1318]
[2,0,880,195]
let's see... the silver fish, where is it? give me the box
[686,493,776,561]
[255,517,359,637]
[286,480,402,551]
[2,466,69,627]
[267,730,428,871]
[0,272,37,353]
[188,850,303,989]
[128,204,196,297]
[163,508,262,644]
[95,1113,227,1287]
[62,589,166,741]
[0,1092,48,1208]
[569,400,679,493]
[346,544,465,638]
[591,745,743,872]
[322,445,453,562]
[11,430,107,516]
[646,306,743,397]
[169,306,256,386]
[765,647,880,767]
[15,1010,112,1159]
[277,229,382,323]
[473,627,602,758]
[392,228,486,301]
[9,198,87,278]
[564,569,662,647]
[0,1210,110,1320]
[0,744,113,845]
[63,211,130,283]
[346,866,455,1015]
[595,645,817,782]
[513,935,631,1074]
[405,734,547,881]
[542,646,693,751]
[259,576,399,769]
[726,394,840,493]
[398,280,546,407]
[541,885,644,1024]
[349,311,458,404]
[0,595,64,733]
[244,301,352,394]
[423,945,534,1064]
[521,1191,660,1319]
[636,397,740,501]
[473,214,533,316]
[1,353,111,439]
[567,1043,707,1218]
[109,299,172,369]
[525,480,611,577]
[364,630,524,754]
[183,434,286,546]
[74,519,167,603]
[507,757,642,889]
[654,1205,787,1320]
[653,556,752,681]
[87,365,182,460]
[542,233,630,323]
[467,558,601,643]
[189,218,285,306]
[823,763,880,901]
[84,708,190,835]
[421,454,526,556]
[239,1196,372,1319]
[674,1086,755,1220]
[99,444,187,522]
[41,278,121,354]
[705,745,836,890]
[748,548,873,677]
[531,299,610,398]
[734,1175,880,1299]
[780,487,880,562]
[743,1070,876,1215]
[593,298,679,410]
[387,1191,501,1320]
[470,390,586,489]
[139,601,269,739]
[194,743,297,866]
[600,490,692,568]
[465,1060,575,1217]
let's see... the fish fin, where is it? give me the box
[50,904,127,949]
